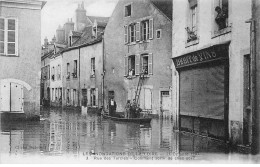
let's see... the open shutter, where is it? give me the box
[135,54,140,75]
[124,55,128,76]
[149,18,153,40]
[0,18,5,55]
[136,22,140,41]
[148,53,153,75]
[95,88,99,106]
[87,89,90,106]
[124,25,128,44]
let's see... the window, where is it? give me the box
[141,54,153,75]
[214,0,229,31]
[66,63,70,79]
[90,88,96,106]
[128,55,135,76]
[51,66,55,81]
[129,24,136,43]
[73,60,77,78]
[141,19,153,41]
[156,29,161,39]
[125,4,131,17]
[57,64,61,80]
[69,36,72,47]
[0,17,18,56]
[186,0,198,43]
[52,88,55,101]
[66,89,70,105]
[91,58,95,77]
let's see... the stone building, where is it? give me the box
[172,0,251,145]
[0,0,46,120]
[104,0,172,117]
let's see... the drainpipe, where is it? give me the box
[79,47,81,107]
[101,32,105,108]
[250,0,260,155]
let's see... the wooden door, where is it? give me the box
[0,83,11,112]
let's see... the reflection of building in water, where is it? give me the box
[49,122,63,154]
[139,125,152,150]
[159,119,172,149]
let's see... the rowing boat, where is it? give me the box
[102,114,152,124]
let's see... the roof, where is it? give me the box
[71,31,83,37]
[87,16,109,24]
[150,0,172,21]
[61,26,103,53]
[41,50,54,60]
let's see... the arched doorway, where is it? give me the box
[0,79,31,113]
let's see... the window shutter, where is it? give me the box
[134,24,136,41]
[95,88,98,107]
[124,55,128,76]
[140,55,143,73]
[149,18,153,40]
[136,22,140,41]
[0,18,4,54]
[87,89,91,106]
[148,53,153,75]
[135,54,140,75]
[124,25,128,44]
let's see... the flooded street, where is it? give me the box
[0,108,257,163]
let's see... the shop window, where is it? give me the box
[66,63,70,79]
[73,60,77,78]
[91,57,95,77]
[129,24,136,43]
[0,17,18,56]
[125,4,131,17]
[186,0,198,43]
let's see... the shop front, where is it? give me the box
[172,43,230,140]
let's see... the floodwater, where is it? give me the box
[0,108,258,163]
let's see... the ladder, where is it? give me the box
[134,72,145,104]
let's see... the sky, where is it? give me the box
[41,0,118,43]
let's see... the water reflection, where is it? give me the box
[0,108,256,163]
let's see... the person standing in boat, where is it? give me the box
[131,99,138,118]
[109,98,117,116]
[125,100,131,118]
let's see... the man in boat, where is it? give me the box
[109,98,117,116]
[125,100,131,118]
[131,99,138,118]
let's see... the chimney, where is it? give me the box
[44,37,48,47]
[64,18,75,45]
[56,25,65,43]
[75,1,87,31]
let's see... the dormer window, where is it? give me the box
[125,4,132,17]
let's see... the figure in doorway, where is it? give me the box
[109,98,117,117]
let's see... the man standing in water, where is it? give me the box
[109,98,117,116]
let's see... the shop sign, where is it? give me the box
[172,44,229,69]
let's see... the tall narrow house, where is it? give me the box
[104,0,172,117]
[0,0,46,120]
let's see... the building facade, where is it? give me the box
[104,0,172,117]
[50,53,63,107]
[172,0,251,145]
[0,0,46,120]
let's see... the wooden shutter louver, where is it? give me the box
[149,18,153,40]
[95,88,98,106]
[135,54,140,75]
[87,89,91,106]
[0,18,4,54]
[124,25,128,44]
[124,55,128,76]
[136,22,140,41]
[148,53,153,75]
